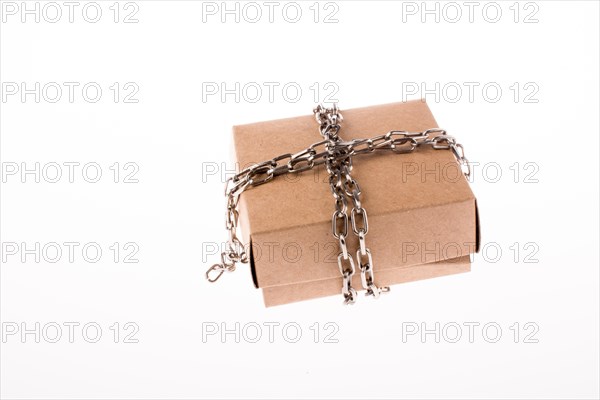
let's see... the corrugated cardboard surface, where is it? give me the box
[232,101,478,306]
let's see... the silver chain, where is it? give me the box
[206,104,471,304]
[316,104,358,304]
[205,174,249,283]
[314,104,388,304]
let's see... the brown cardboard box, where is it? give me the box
[232,101,479,306]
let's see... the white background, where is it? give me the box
[1,1,599,399]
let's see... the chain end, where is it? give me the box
[206,264,226,283]
[365,285,391,298]
[343,289,357,305]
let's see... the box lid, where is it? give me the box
[233,101,475,235]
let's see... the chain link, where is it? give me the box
[206,105,471,304]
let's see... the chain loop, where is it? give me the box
[341,270,357,305]
[332,211,348,239]
[351,207,368,235]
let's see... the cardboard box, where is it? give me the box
[232,101,480,306]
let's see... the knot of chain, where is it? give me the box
[314,104,343,139]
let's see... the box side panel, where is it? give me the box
[262,255,471,307]
[252,198,477,288]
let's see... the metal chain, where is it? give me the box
[205,175,250,283]
[315,104,359,304]
[217,129,469,200]
[206,105,471,300]
[315,105,389,303]
[346,161,390,299]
